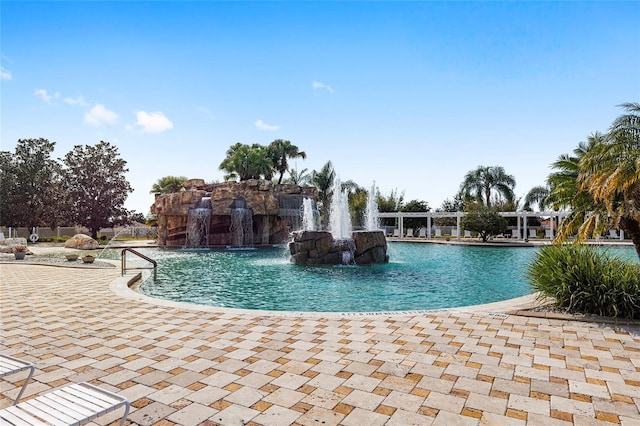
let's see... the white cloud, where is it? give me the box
[84,104,119,126]
[312,80,334,93]
[0,67,11,80]
[33,89,60,103]
[136,111,173,133]
[64,95,89,106]
[255,119,280,131]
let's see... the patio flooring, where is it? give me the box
[1,261,640,425]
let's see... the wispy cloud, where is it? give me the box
[33,89,60,103]
[64,95,90,107]
[255,119,280,131]
[136,111,173,133]
[85,104,118,126]
[0,67,11,80]
[198,106,216,121]
[312,80,334,93]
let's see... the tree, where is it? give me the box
[400,199,431,230]
[523,185,551,211]
[150,176,188,194]
[461,207,508,242]
[61,141,133,239]
[547,134,607,241]
[580,102,640,257]
[0,138,64,229]
[459,166,516,208]
[283,167,310,185]
[377,188,404,227]
[435,195,464,226]
[310,161,336,228]
[219,143,274,181]
[348,186,367,228]
[267,139,307,184]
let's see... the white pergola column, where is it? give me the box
[427,215,432,240]
[456,213,461,241]
[399,215,404,239]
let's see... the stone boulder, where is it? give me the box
[64,234,100,250]
[0,237,28,253]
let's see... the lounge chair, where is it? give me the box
[392,229,399,238]
[0,354,34,405]
[464,230,472,238]
[609,229,619,239]
[450,229,458,237]
[529,229,538,239]
[0,382,130,426]
[545,229,554,239]
[405,228,414,238]
[435,229,442,237]
[418,227,427,238]
[512,230,520,239]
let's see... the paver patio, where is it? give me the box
[1,260,639,425]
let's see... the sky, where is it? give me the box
[2,1,639,216]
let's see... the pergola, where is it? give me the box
[377,210,573,240]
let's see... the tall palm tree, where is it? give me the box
[310,161,335,228]
[459,166,516,208]
[580,103,640,257]
[267,139,307,184]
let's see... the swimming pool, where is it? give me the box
[135,243,542,312]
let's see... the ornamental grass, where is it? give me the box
[528,244,640,319]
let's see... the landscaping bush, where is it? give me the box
[528,244,640,319]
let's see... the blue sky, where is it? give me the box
[2,1,639,215]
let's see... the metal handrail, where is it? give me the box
[121,248,157,279]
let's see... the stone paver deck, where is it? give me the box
[1,262,640,425]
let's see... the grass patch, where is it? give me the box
[528,244,640,319]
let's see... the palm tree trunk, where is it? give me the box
[619,216,640,259]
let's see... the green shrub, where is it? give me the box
[528,244,640,319]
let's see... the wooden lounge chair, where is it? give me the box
[0,382,130,426]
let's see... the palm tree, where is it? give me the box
[523,185,550,211]
[580,103,640,257]
[267,139,307,184]
[459,166,516,208]
[310,161,336,228]
[219,143,274,181]
[283,167,310,185]
[150,176,188,194]
[547,133,609,241]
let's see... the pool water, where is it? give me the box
[134,243,542,312]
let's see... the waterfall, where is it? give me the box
[301,198,317,231]
[230,199,254,247]
[185,197,212,248]
[364,182,380,231]
[329,176,352,240]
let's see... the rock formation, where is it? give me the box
[151,179,317,247]
[289,230,388,265]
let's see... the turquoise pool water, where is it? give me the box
[134,243,543,312]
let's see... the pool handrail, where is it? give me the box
[121,248,157,280]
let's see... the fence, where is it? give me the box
[0,226,156,240]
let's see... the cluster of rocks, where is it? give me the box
[289,230,388,266]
